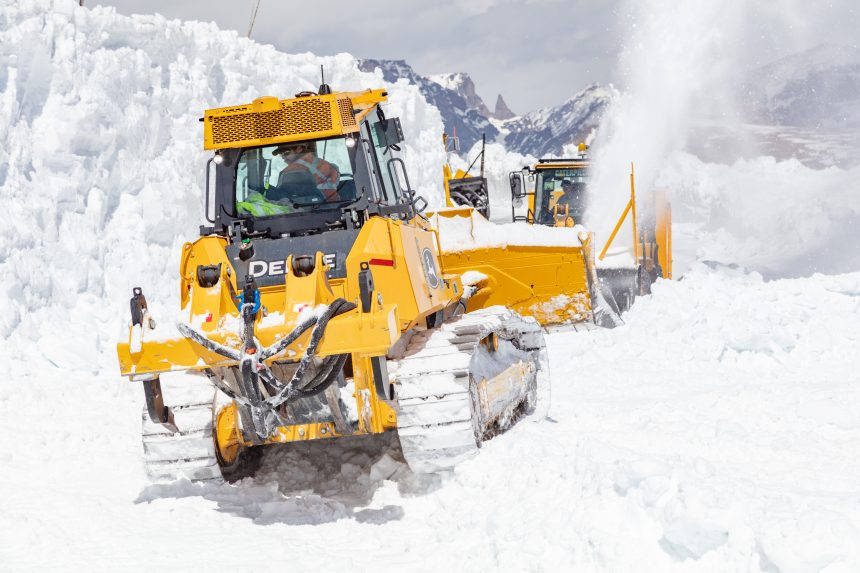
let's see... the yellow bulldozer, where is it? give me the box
[117,84,550,482]
[441,133,491,219]
[432,137,613,328]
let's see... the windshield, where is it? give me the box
[534,166,589,225]
[234,136,358,217]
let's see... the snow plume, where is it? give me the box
[590,0,860,278]
[588,0,746,241]
[0,0,444,370]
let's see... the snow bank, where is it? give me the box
[0,0,444,370]
[660,152,860,278]
[544,263,860,572]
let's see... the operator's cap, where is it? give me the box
[561,179,572,186]
[273,141,310,156]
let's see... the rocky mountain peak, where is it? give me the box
[429,72,492,118]
[494,95,516,120]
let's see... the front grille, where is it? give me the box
[210,98,335,145]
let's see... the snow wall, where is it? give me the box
[0,0,445,372]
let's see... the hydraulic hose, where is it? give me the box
[265,298,355,408]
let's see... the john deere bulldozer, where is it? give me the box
[117,85,549,482]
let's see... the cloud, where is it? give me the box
[92,0,858,113]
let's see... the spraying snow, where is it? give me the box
[586,0,860,278]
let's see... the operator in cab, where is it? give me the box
[557,178,587,223]
[236,139,348,218]
[274,141,341,201]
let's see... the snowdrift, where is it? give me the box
[660,152,860,278]
[0,0,445,371]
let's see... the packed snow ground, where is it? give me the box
[3,265,859,572]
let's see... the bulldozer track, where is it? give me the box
[141,388,223,483]
[392,307,548,473]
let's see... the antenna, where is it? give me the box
[318,64,332,95]
[247,0,262,39]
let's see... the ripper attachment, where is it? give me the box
[129,287,178,432]
[175,285,356,440]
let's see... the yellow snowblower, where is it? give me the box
[117,83,549,482]
[508,144,672,311]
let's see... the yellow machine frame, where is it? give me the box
[120,215,460,447]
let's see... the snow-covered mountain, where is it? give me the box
[744,43,860,130]
[359,59,614,157]
[359,59,498,151]
[502,84,615,157]
[429,72,517,121]
[684,44,860,169]
[428,71,494,119]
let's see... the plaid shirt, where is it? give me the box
[281,152,341,200]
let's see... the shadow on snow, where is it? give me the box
[134,431,442,526]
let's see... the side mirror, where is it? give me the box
[412,195,428,213]
[374,117,404,147]
[510,171,526,199]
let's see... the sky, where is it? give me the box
[90,0,858,115]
